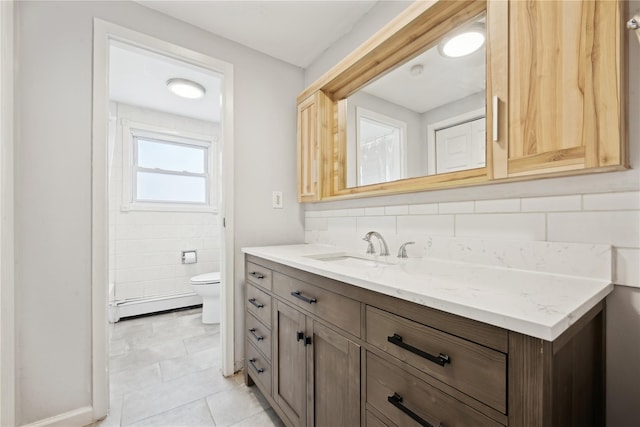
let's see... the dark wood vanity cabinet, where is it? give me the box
[245,255,605,427]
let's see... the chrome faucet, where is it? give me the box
[397,241,415,258]
[362,231,390,256]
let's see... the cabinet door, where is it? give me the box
[506,0,623,176]
[307,321,360,427]
[297,91,331,202]
[274,300,307,426]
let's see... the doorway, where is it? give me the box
[92,20,235,420]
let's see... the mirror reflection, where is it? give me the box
[345,14,487,188]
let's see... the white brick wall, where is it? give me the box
[305,191,640,288]
[109,103,221,301]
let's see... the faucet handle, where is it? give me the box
[397,241,416,258]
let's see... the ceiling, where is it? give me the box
[110,1,381,122]
[109,41,222,122]
[134,0,378,68]
[362,38,485,114]
[110,2,484,123]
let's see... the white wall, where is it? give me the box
[14,1,303,425]
[303,1,640,425]
[108,103,220,302]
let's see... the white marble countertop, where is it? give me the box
[242,242,614,341]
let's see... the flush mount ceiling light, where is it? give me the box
[166,78,206,99]
[438,23,485,58]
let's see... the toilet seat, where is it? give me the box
[190,272,221,285]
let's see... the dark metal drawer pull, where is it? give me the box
[387,334,451,367]
[291,290,317,304]
[249,328,264,341]
[248,298,264,308]
[296,331,311,346]
[248,358,264,374]
[388,393,445,427]
[250,271,265,279]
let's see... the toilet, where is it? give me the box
[190,272,221,324]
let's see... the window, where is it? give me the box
[122,121,217,212]
[356,108,407,186]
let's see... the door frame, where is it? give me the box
[0,1,15,426]
[92,19,235,420]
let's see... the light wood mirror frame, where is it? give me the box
[298,0,500,200]
[297,0,626,201]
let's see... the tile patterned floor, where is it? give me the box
[88,308,284,427]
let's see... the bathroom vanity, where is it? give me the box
[243,242,612,427]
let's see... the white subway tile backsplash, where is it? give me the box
[365,207,386,216]
[385,205,409,215]
[583,191,640,211]
[305,218,328,231]
[397,215,454,236]
[327,217,357,233]
[548,211,640,248]
[330,209,350,217]
[302,188,640,288]
[408,203,438,215]
[456,213,546,241]
[356,216,396,236]
[439,201,474,214]
[614,248,640,287]
[305,211,321,218]
[521,195,582,212]
[474,198,520,213]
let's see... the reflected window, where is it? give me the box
[356,108,407,186]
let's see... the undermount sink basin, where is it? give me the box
[305,252,397,268]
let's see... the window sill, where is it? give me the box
[121,203,218,214]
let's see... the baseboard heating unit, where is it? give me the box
[109,291,202,322]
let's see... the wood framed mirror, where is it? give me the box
[297,0,625,202]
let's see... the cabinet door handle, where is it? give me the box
[304,336,312,346]
[387,393,444,427]
[492,95,499,142]
[249,328,264,341]
[248,298,264,308]
[248,358,264,374]
[291,290,317,304]
[250,271,265,279]
[297,331,304,342]
[387,334,451,367]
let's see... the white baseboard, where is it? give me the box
[22,406,93,427]
[110,292,202,322]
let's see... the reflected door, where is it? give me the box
[435,117,486,174]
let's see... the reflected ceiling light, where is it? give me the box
[166,78,206,99]
[439,23,485,58]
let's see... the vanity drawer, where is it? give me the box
[365,410,390,427]
[246,261,273,290]
[273,272,360,338]
[366,352,503,427]
[366,306,506,413]
[246,284,272,327]
[246,341,272,395]
[246,312,272,361]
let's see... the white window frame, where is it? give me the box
[355,107,408,186]
[121,120,218,213]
